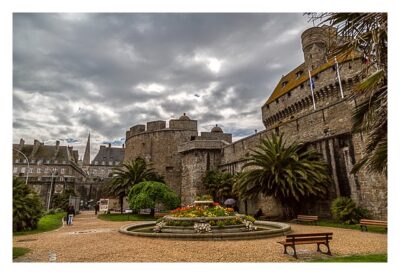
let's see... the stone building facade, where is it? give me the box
[12,138,86,208]
[122,26,386,219]
[79,134,125,206]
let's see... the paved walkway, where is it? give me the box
[13,211,387,262]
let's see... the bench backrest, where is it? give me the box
[297,215,318,221]
[285,232,333,243]
[360,219,387,226]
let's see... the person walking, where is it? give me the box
[67,205,76,225]
[94,202,99,215]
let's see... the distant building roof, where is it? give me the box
[13,140,79,163]
[92,144,125,164]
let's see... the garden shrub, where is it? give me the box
[13,178,44,231]
[331,197,369,224]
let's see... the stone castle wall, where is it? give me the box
[261,58,363,129]
[124,119,198,197]
[220,92,386,218]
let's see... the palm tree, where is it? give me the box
[309,13,387,175]
[105,157,164,213]
[203,170,235,203]
[234,134,331,215]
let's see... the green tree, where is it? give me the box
[104,157,164,213]
[309,13,387,175]
[13,178,44,231]
[234,134,331,216]
[51,188,77,210]
[128,181,180,217]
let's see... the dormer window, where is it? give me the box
[296,71,303,78]
[281,81,288,88]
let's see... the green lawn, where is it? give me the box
[97,213,156,221]
[315,220,387,234]
[13,247,31,259]
[311,253,387,262]
[13,212,66,236]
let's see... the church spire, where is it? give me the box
[83,132,91,166]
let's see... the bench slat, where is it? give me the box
[286,232,332,238]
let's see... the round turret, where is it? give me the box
[301,27,329,70]
[211,124,223,133]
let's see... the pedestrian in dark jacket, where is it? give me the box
[67,205,76,225]
[94,203,99,215]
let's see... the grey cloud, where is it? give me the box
[13,13,313,157]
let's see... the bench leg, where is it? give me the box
[317,243,332,256]
[289,245,297,259]
[283,245,288,254]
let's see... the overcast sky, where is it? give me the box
[13,13,313,160]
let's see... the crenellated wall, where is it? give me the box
[124,118,198,197]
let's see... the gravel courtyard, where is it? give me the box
[13,211,387,262]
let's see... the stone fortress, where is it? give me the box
[123,26,387,219]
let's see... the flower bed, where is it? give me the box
[170,202,234,218]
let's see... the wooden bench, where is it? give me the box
[277,232,333,258]
[359,219,387,231]
[293,215,318,225]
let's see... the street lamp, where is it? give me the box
[13,148,30,185]
[47,170,58,211]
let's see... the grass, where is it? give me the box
[13,212,66,236]
[98,213,156,221]
[13,247,31,259]
[310,253,387,262]
[315,220,387,234]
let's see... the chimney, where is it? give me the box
[56,140,60,150]
[31,139,42,158]
[19,138,25,150]
[108,143,111,148]
[122,144,125,149]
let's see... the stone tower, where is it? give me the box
[83,132,91,166]
[301,26,337,70]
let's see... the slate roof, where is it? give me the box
[264,50,361,105]
[13,142,79,163]
[92,145,125,164]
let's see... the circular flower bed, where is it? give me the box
[170,202,234,218]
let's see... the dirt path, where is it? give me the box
[13,211,387,262]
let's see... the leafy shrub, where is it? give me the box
[331,197,369,224]
[244,215,256,223]
[128,181,180,215]
[46,209,56,215]
[216,221,225,228]
[13,178,44,231]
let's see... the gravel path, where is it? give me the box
[13,211,387,262]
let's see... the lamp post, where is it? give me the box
[13,148,30,185]
[47,170,58,211]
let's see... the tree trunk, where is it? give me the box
[119,195,124,214]
[150,208,155,218]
